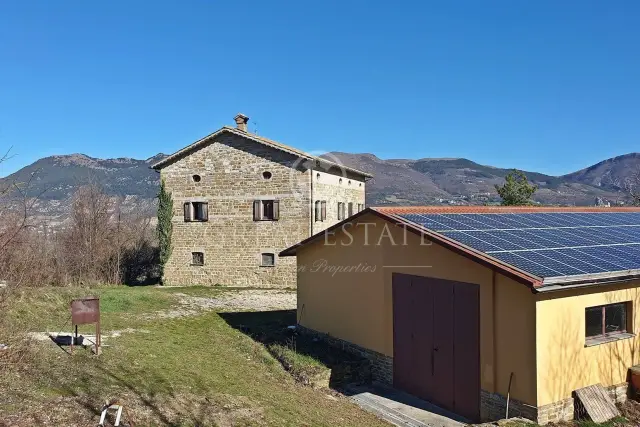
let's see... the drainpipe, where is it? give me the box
[309,169,314,237]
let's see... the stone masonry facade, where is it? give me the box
[297,325,393,384]
[482,382,628,425]
[312,170,366,234]
[157,123,367,287]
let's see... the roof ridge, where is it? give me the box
[152,126,372,178]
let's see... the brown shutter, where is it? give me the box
[201,203,209,221]
[321,201,327,221]
[253,200,261,221]
[348,202,353,217]
[183,202,191,222]
[273,200,280,220]
[314,201,320,222]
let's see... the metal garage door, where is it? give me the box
[392,273,480,421]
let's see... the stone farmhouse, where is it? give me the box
[152,113,371,287]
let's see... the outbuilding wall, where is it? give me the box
[294,213,538,417]
[536,281,640,406]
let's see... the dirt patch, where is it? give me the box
[27,328,150,343]
[0,392,265,427]
[149,290,296,319]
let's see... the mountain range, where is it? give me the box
[1,151,638,222]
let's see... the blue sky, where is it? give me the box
[1,1,639,177]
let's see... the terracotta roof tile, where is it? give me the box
[374,206,640,214]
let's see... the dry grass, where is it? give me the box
[0,285,388,427]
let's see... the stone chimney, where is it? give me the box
[234,113,249,132]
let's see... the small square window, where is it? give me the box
[261,253,275,267]
[192,252,204,266]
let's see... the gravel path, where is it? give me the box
[150,289,296,319]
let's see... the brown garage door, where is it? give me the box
[392,273,480,421]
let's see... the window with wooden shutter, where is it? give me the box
[315,201,321,222]
[321,201,327,221]
[337,202,344,220]
[253,200,261,221]
[194,202,208,221]
[184,202,192,222]
[348,202,353,217]
[184,201,208,222]
[253,200,278,221]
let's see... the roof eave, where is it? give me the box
[280,207,543,290]
[151,126,373,179]
[537,270,640,292]
[381,211,543,289]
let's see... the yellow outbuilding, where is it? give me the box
[280,206,640,424]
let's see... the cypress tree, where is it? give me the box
[157,179,173,284]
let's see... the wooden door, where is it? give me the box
[392,273,480,421]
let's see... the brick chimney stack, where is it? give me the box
[234,113,249,132]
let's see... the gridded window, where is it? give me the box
[184,202,208,222]
[315,200,327,222]
[253,200,280,221]
[357,203,365,212]
[192,252,204,266]
[261,253,275,267]
[585,302,629,341]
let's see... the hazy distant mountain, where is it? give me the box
[322,152,636,206]
[0,153,167,223]
[563,153,640,189]
[1,151,637,222]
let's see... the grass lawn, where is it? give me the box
[0,285,389,426]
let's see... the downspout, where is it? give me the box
[309,168,314,237]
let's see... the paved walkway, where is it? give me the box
[346,384,468,427]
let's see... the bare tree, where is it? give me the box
[59,183,159,285]
[625,167,640,206]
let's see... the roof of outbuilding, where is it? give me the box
[151,126,373,179]
[375,206,640,214]
[280,206,640,292]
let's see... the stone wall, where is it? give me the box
[482,382,629,425]
[160,131,311,287]
[159,129,368,287]
[480,389,539,422]
[297,325,393,384]
[311,170,366,234]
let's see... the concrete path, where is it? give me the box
[346,384,468,427]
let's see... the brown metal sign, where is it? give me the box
[71,297,100,325]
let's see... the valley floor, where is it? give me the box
[0,285,388,426]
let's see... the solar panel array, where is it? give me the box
[398,212,640,279]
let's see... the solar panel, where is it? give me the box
[397,212,640,280]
